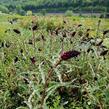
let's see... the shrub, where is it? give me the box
[26,10,33,16]
[0,5,9,13]
[65,10,73,17]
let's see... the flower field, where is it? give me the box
[0,14,109,109]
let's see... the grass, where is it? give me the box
[0,14,109,109]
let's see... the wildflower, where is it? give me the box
[103,30,109,35]
[63,20,67,24]
[70,41,73,44]
[87,48,94,53]
[38,48,42,51]
[55,27,61,35]
[1,42,4,48]
[32,25,38,31]
[71,31,76,37]
[78,24,82,27]
[13,29,21,34]
[87,29,90,32]
[94,77,98,81]
[23,78,29,84]
[20,49,23,53]
[14,57,19,63]
[82,91,88,95]
[61,50,80,60]
[79,78,87,84]
[30,57,36,64]
[100,50,108,56]
[86,33,89,37]
[28,39,33,45]
[96,39,103,46]
[55,30,59,35]
[63,32,67,37]
[5,42,11,48]
[41,35,46,41]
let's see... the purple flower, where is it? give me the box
[13,29,21,34]
[14,57,19,63]
[32,25,38,31]
[30,57,36,64]
[78,24,82,27]
[103,30,109,35]
[71,31,76,37]
[61,50,80,60]
[100,50,108,56]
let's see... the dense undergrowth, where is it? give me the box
[0,15,109,109]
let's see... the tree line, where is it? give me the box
[0,0,109,15]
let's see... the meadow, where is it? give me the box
[0,14,109,109]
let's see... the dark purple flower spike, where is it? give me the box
[30,57,36,64]
[13,29,21,34]
[61,50,80,60]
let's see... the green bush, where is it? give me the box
[26,10,33,16]
[0,5,9,13]
[65,10,73,17]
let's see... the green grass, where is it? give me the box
[0,14,109,109]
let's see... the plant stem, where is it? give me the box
[40,58,62,109]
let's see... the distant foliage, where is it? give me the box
[65,10,73,17]
[26,10,33,16]
[0,5,9,13]
[0,0,109,14]
[40,9,47,16]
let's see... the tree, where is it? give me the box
[0,5,9,13]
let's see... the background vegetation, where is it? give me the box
[0,0,109,15]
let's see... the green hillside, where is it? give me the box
[0,0,109,14]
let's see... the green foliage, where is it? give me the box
[0,5,9,13]
[0,0,109,14]
[26,10,33,16]
[49,96,64,109]
[65,10,73,17]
